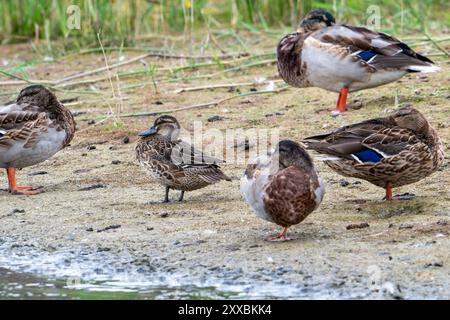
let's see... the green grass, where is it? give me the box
[0,0,448,47]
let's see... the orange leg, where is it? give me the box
[6,168,43,195]
[385,182,393,201]
[336,87,349,113]
[267,227,290,242]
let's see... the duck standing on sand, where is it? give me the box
[277,9,439,113]
[302,107,444,200]
[0,85,76,195]
[241,140,325,241]
[136,115,231,202]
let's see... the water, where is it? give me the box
[0,238,367,299]
[0,268,242,300]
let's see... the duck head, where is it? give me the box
[277,140,314,172]
[297,9,335,33]
[17,85,58,108]
[139,115,181,140]
[392,107,429,136]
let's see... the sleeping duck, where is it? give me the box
[0,85,76,195]
[240,140,325,241]
[302,107,444,200]
[277,9,439,113]
[136,115,231,202]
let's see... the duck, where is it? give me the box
[0,85,76,195]
[240,140,325,241]
[302,106,444,200]
[136,115,231,202]
[277,9,439,113]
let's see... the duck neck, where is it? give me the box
[53,103,76,146]
[276,32,308,87]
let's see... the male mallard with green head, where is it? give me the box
[0,85,76,195]
[277,9,439,113]
[136,115,231,202]
[240,140,325,241]
[302,107,444,200]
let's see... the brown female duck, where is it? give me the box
[240,140,325,241]
[136,115,231,202]
[0,85,76,195]
[277,9,439,112]
[303,107,444,200]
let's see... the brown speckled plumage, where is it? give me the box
[0,85,76,195]
[0,85,75,166]
[303,107,444,196]
[277,10,439,97]
[136,115,230,202]
[241,140,325,241]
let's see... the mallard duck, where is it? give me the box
[136,115,231,202]
[302,107,444,200]
[0,85,76,195]
[240,140,325,241]
[277,9,439,112]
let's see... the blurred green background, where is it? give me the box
[1,0,448,46]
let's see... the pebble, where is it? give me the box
[346,222,370,230]
[122,136,130,144]
[339,179,350,187]
[424,261,443,268]
[78,183,107,191]
[28,171,48,176]
[348,99,363,110]
[393,192,416,200]
[97,225,121,233]
[207,115,224,122]
[11,209,25,214]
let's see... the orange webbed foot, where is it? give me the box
[10,186,44,195]
[266,227,291,242]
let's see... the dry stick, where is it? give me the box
[0,69,101,96]
[120,87,289,118]
[54,52,155,85]
[0,52,274,88]
[174,80,284,93]
[423,33,450,57]
[54,51,252,85]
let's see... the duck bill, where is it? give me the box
[138,127,157,137]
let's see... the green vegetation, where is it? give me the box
[0,0,448,47]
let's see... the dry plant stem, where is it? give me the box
[54,52,156,85]
[54,51,252,85]
[174,80,284,93]
[120,87,289,117]
[423,33,450,57]
[0,52,275,88]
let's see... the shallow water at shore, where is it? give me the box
[0,267,242,299]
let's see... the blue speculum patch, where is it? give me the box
[353,148,384,163]
[356,51,377,62]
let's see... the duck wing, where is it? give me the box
[0,103,50,150]
[169,140,230,182]
[169,140,225,166]
[311,25,438,72]
[303,118,416,163]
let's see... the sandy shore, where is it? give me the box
[0,42,449,299]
